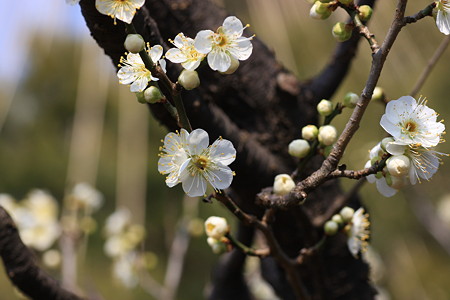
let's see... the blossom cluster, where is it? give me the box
[117,16,253,94]
[204,216,230,254]
[158,129,236,197]
[366,96,446,197]
[103,207,147,288]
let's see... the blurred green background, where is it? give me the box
[1,1,450,299]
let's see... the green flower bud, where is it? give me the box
[384,172,393,186]
[288,139,310,158]
[343,92,359,108]
[124,34,145,54]
[371,86,385,102]
[331,214,344,225]
[324,220,339,235]
[358,5,373,22]
[302,125,319,141]
[135,91,146,104]
[317,99,333,116]
[310,1,332,19]
[144,86,164,104]
[375,171,383,179]
[340,206,355,223]
[332,22,352,42]
[178,70,200,90]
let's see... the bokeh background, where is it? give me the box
[1,1,450,299]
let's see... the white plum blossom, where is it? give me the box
[117,45,166,92]
[380,96,445,148]
[158,128,236,197]
[435,0,450,35]
[365,143,398,197]
[273,174,296,196]
[166,33,206,70]
[194,16,253,72]
[95,0,145,24]
[347,208,370,258]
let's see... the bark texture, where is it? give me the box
[79,0,376,299]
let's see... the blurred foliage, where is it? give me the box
[1,1,450,299]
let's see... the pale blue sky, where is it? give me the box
[0,1,88,86]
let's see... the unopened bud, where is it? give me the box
[273,174,296,196]
[371,86,385,102]
[310,1,332,19]
[358,5,373,22]
[332,22,352,42]
[144,86,164,103]
[302,125,319,141]
[288,139,310,158]
[340,206,355,222]
[386,155,411,177]
[220,56,240,75]
[124,34,145,54]
[390,175,406,190]
[324,221,339,235]
[318,125,338,146]
[343,92,359,108]
[317,99,333,116]
[135,91,146,104]
[205,216,229,240]
[178,70,200,90]
[331,214,344,225]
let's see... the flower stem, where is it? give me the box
[225,233,269,257]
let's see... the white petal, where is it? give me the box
[206,164,233,190]
[187,129,209,155]
[130,76,148,92]
[149,45,163,63]
[369,143,382,159]
[380,115,401,138]
[182,173,207,197]
[222,16,244,36]
[228,38,253,60]
[437,10,450,35]
[182,59,202,71]
[194,30,214,54]
[165,48,187,63]
[386,143,407,156]
[347,237,359,257]
[364,160,376,184]
[173,33,186,48]
[210,139,236,166]
[375,178,398,197]
[207,50,231,72]
[159,59,167,73]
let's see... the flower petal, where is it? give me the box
[207,50,231,72]
[222,16,244,36]
[205,163,233,190]
[187,129,210,155]
[194,30,214,54]
[166,48,187,63]
[149,45,163,62]
[210,138,236,166]
[375,178,398,197]
[182,173,207,197]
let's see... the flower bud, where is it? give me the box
[302,125,319,141]
[124,34,145,54]
[310,1,332,19]
[371,86,385,102]
[386,155,411,177]
[318,125,338,146]
[135,91,146,104]
[332,22,352,42]
[220,56,240,75]
[144,86,164,103]
[380,137,395,152]
[324,220,339,235]
[273,174,296,196]
[317,99,333,116]
[390,175,406,190]
[288,139,310,158]
[340,206,355,223]
[358,5,373,22]
[178,70,200,90]
[207,237,227,254]
[331,214,344,225]
[204,216,229,240]
[343,92,358,108]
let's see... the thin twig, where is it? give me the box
[410,35,450,97]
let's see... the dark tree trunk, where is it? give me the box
[78,0,377,299]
